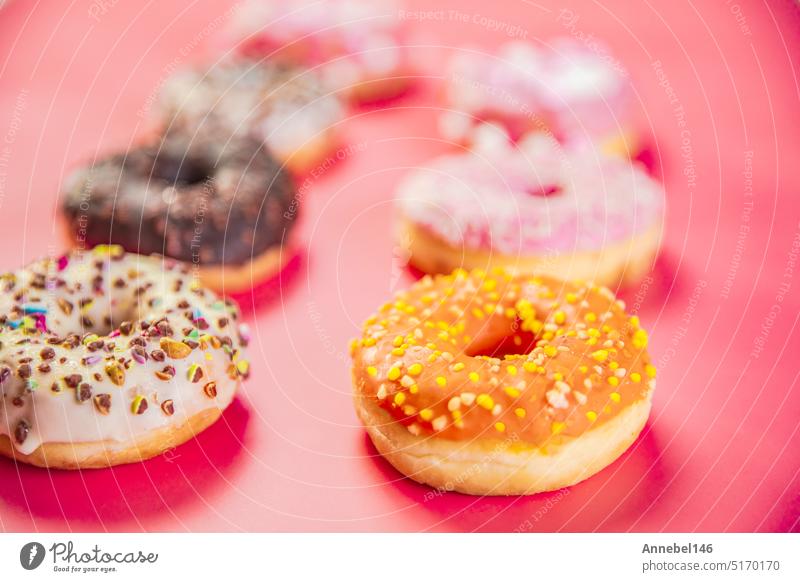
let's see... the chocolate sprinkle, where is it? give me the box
[93,393,111,415]
[161,399,175,416]
[14,419,30,444]
[77,383,92,402]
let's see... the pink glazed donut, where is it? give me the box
[396,129,663,287]
[224,0,410,103]
[439,39,639,157]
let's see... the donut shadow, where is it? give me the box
[633,139,659,177]
[349,77,420,111]
[0,397,250,529]
[617,251,685,317]
[363,422,665,532]
[229,248,305,316]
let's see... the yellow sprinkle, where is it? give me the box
[579,365,588,373]
[551,421,566,435]
[514,407,526,418]
[592,349,609,362]
[630,315,640,329]
[453,362,465,372]
[504,308,517,319]
[408,363,423,376]
[587,328,601,338]
[608,376,620,386]
[409,384,419,394]
[468,372,480,383]
[610,392,621,403]
[504,386,520,398]
[388,367,402,381]
[393,392,406,406]
[630,372,642,383]
[419,408,434,421]
[646,364,657,378]
[476,394,494,410]
[609,361,619,370]
[484,303,496,314]
[363,337,377,347]
[565,292,577,304]
[584,312,597,323]
[553,311,566,325]
[544,345,557,357]
[367,366,378,377]
[392,335,404,347]
[471,307,485,319]
[494,422,506,433]
[586,411,598,422]
[426,342,437,349]
[632,328,648,349]
[523,362,537,373]
[506,365,518,376]
[483,279,497,291]
[553,372,563,381]
[435,376,447,387]
[391,348,405,356]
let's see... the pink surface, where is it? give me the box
[0,0,799,532]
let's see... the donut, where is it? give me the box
[351,267,655,495]
[60,130,298,294]
[157,59,344,173]
[396,131,663,287]
[0,246,250,469]
[224,0,411,103]
[439,39,639,157]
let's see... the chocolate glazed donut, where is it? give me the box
[61,131,298,292]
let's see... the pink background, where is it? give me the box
[0,0,799,532]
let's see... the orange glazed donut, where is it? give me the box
[351,268,656,495]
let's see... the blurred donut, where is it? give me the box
[157,59,344,173]
[225,0,411,103]
[439,39,640,157]
[396,130,663,287]
[61,131,298,294]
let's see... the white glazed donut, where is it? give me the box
[0,245,251,469]
[157,59,344,173]
[440,39,639,156]
[396,130,663,287]
[224,0,411,103]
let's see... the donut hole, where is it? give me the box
[465,328,540,359]
[525,184,561,197]
[152,154,212,186]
